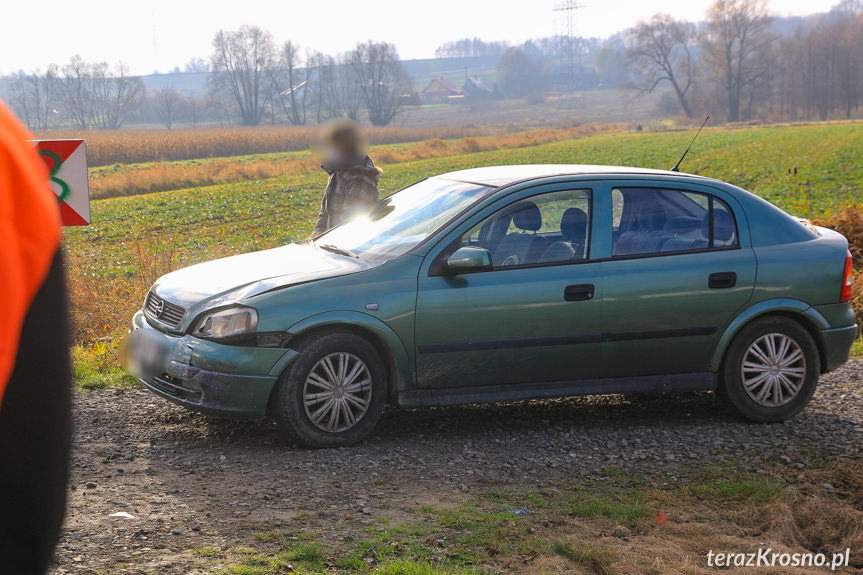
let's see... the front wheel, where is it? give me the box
[720,317,820,422]
[272,331,387,448]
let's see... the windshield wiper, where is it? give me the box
[317,243,358,258]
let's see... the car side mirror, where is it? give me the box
[445,247,493,274]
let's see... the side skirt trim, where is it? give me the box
[397,372,717,408]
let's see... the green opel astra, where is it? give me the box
[125,165,857,447]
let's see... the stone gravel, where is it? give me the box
[51,361,863,574]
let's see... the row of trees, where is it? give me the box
[6,57,143,130]
[7,27,414,129]
[625,0,863,122]
[7,1,863,129]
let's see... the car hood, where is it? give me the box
[151,243,372,310]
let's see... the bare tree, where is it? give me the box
[186,96,207,128]
[7,67,58,130]
[88,63,144,129]
[210,25,275,125]
[624,14,696,118]
[184,57,209,74]
[595,47,624,88]
[306,51,341,123]
[702,0,774,122]
[271,41,307,125]
[436,38,509,58]
[153,87,184,129]
[56,56,143,130]
[833,0,863,15]
[348,41,412,126]
[340,54,364,121]
[58,55,94,129]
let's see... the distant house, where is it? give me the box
[462,76,493,99]
[421,77,463,103]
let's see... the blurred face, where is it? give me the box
[325,139,352,165]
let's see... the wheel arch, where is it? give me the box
[710,298,829,373]
[275,311,413,404]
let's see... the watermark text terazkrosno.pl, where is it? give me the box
[707,548,851,570]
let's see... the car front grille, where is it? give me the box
[144,291,185,328]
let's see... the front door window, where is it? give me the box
[459,189,592,268]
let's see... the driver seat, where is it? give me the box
[492,202,542,267]
[539,207,588,262]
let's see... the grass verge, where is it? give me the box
[200,459,863,574]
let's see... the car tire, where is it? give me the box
[720,316,820,422]
[272,331,387,448]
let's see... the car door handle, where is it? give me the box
[564,284,595,301]
[708,272,737,289]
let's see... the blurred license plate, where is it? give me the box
[120,328,169,379]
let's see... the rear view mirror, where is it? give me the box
[446,247,492,274]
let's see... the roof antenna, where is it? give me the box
[670,115,709,172]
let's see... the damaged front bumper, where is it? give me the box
[129,311,299,419]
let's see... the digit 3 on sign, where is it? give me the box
[38,150,71,202]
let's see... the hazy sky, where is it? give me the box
[1,0,839,75]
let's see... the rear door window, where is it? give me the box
[611,187,738,257]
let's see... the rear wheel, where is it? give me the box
[720,317,820,422]
[272,331,386,448]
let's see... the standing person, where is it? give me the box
[0,100,71,575]
[312,119,382,236]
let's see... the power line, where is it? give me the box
[553,0,584,107]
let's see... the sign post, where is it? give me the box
[33,139,90,226]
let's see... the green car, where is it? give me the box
[125,165,856,447]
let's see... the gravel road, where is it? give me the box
[51,362,863,574]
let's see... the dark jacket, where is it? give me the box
[313,155,381,235]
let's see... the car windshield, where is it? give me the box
[314,178,494,261]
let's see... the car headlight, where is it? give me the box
[191,306,258,340]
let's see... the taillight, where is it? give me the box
[840,250,853,303]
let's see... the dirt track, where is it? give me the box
[51,362,863,574]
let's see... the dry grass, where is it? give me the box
[509,459,863,575]
[36,125,499,167]
[88,156,317,199]
[67,238,191,388]
[86,124,617,199]
[68,238,182,344]
[371,125,611,164]
[814,206,863,263]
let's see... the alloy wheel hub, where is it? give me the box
[302,352,372,433]
[740,333,806,408]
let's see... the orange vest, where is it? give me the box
[0,101,62,409]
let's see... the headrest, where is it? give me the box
[665,216,701,235]
[702,210,736,243]
[642,209,667,230]
[510,202,542,232]
[560,208,588,242]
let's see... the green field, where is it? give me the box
[65,121,863,383]
[67,121,863,277]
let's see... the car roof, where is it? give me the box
[436,164,711,187]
